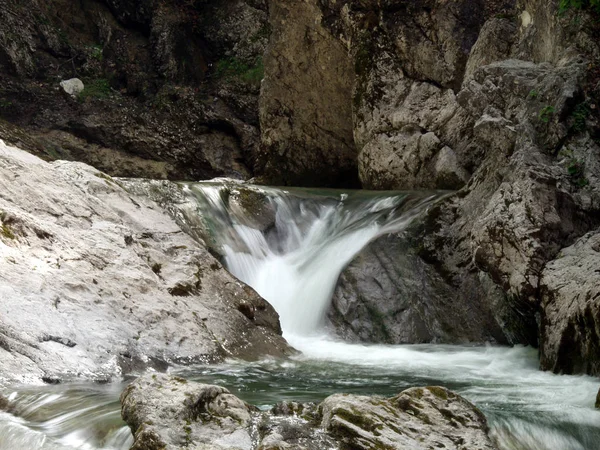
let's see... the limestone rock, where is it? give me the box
[258,0,357,187]
[121,375,498,450]
[59,78,84,97]
[329,232,508,344]
[540,231,600,376]
[0,140,291,385]
[320,387,497,450]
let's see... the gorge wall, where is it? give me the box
[1,0,600,377]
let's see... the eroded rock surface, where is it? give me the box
[324,0,600,357]
[540,231,600,376]
[0,140,290,385]
[121,374,497,450]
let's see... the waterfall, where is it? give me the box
[183,182,443,338]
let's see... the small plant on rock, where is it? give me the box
[539,105,556,123]
[559,0,600,14]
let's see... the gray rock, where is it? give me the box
[121,375,497,450]
[59,78,85,97]
[0,140,291,385]
[329,231,509,345]
[257,0,357,187]
[320,386,497,450]
[540,231,600,376]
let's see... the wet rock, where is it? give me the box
[329,232,509,344]
[59,78,84,97]
[121,374,256,450]
[320,386,497,450]
[540,231,600,376]
[0,140,291,385]
[121,375,498,450]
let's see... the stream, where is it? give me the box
[1,183,599,450]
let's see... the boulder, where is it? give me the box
[320,386,497,450]
[121,374,498,449]
[0,139,291,385]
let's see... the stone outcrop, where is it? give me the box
[0,140,290,385]
[317,0,600,362]
[121,374,497,450]
[539,231,600,376]
[0,0,268,181]
[258,0,357,187]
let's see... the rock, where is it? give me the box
[0,139,291,385]
[0,0,267,181]
[59,78,84,97]
[596,389,600,409]
[257,0,357,187]
[121,374,256,450]
[320,386,497,450]
[121,374,497,450]
[539,231,600,376]
[329,232,509,344]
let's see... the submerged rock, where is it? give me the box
[121,374,498,450]
[0,140,291,385]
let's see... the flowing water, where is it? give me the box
[1,182,599,450]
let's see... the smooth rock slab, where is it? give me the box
[0,140,290,385]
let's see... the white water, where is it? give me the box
[185,182,600,450]
[185,183,439,336]
[1,182,599,450]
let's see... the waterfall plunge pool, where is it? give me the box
[1,183,599,450]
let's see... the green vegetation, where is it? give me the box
[539,105,556,123]
[77,79,111,101]
[88,45,103,62]
[559,148,589,187]
[1,224,15,240]
[214,57,264,86]
[559,0,600,14]
[572,102,591,132]
[527,89,539,100]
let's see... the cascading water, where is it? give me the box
[184,182,441,338]
[1,181,599,450]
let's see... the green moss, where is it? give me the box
[78,79,112,101]
[539,105,556,123]
[214,57,264,86]
[559,0,600,15]
[1,224,15,240]
[426,386,449,400]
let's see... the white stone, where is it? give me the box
[59,78,84,97]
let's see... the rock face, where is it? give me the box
[0,0,268,181]
[329,233,509,344]
[320,387,496,450]
[318,0,600,361]
[540,231,600,376]
[0,140,290,385]
[121,374,497,450]
[257,0,357,187]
